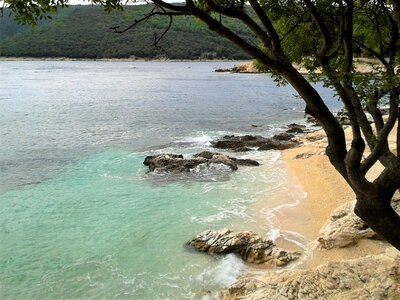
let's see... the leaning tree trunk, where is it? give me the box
[354,192,400,250]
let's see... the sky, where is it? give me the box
[66,0,158,3]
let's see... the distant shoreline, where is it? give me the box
[1,57,381,75]
[0,56,249,63]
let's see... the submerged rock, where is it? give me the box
[317,195,400,249]
[143,151,259,173]
[211,135,300,152]
[224,248,400,300]
[187,229,300,266]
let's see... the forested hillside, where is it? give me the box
[0,4,254,59]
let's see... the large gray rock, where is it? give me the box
[317,195,400,249]
[223,248,400,300]
[211,135,301,152]
[187,229,300,266]
[143,151,259,173]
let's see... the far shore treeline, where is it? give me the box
[0,4,255,60]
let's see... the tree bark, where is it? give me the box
[354,192,400,250]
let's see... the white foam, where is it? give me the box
[267,228,281,243]
[191,163,232,175]
[278,230,311,269]
[175,133,213,147]
[99,173,123,179]
[213,254,246,286]
[191,204,251,224]
[197,254,246,288]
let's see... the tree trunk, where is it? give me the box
[354,192,400,250]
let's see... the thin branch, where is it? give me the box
[110,9,186,34]
[353,39,389,67]
[382,4,399,68]
[280,9,309,42]
[323,64,362,140]
[363,9,385,56]
[152,5,173,52]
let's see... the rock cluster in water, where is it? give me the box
[317,195,400,249]
[187,228,300,266]
[211,126,304,153]
[224,248,400,300]
[143,151,259,173]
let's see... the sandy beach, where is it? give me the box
[279,129,391,268]
[223,126,399,299]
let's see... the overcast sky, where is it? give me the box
[67,0,149,4]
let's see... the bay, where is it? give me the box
[0,61,337,299]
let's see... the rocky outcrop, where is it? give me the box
[187,229,300,266]
[286,123,306,134]
[317,195,400,249]
[231,63,258,73]
[211,135,300,152]
[224,248,400,300]
[214,63,258,73]
[143,151,259,173]
[273,132,295,141]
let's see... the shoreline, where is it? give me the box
[0,56,250,63]
[279,130,389,268]
[243,127,388,272]
[221,126,397,298]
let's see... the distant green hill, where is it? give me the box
[0,5,255,59]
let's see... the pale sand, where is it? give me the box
[255,126,398,269]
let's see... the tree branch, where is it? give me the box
[152,5,173,52]
[202,0,272,48]
[110,8,186,34]
[345,137,376,195]
[353,40,388,67]
[303,0,332,62]
[366,95,384,133]
[398,107,400,160]
[247,0,282,55]
[342,0,354,75]
[375,160,400,196]
[362,89,399,173]
[382,3,399,68]
[185,3,280,69]
[280,9,308,42]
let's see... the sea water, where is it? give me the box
[0,61,339,299]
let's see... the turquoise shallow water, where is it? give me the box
[1,149,284,299]
[0,61,339,299]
